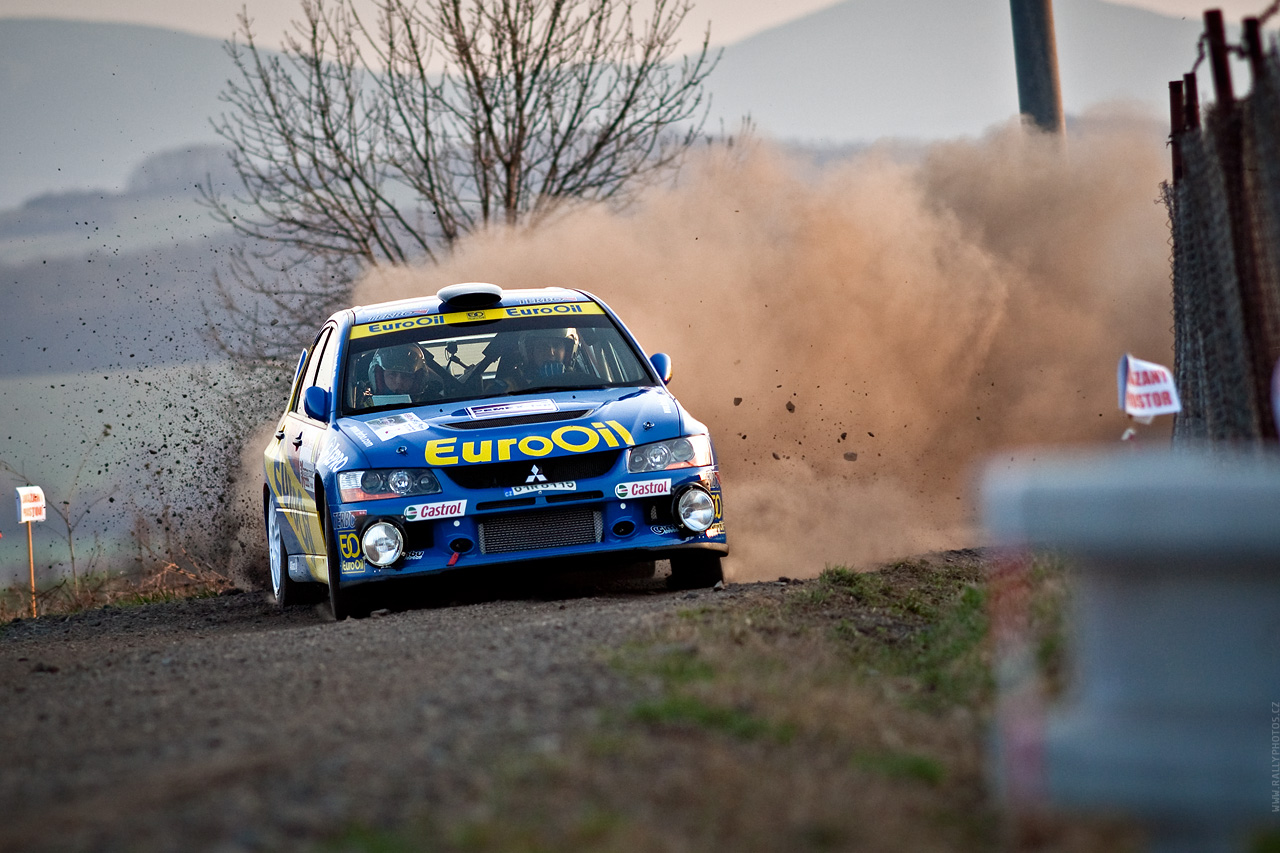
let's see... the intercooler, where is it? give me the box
[477,508,603,554]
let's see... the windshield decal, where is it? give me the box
[365,412,429,441]
[351,302,604,339]
[466,399,558,420]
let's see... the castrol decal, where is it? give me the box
[403,499,468,521]
[614,479,671,500]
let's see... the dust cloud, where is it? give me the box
[355,111,1174,582]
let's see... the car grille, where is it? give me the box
[478,508,603,554]
[444,450,620,489]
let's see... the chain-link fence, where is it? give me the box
[1167,10,1280,444]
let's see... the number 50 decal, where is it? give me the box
[338,532,361,560]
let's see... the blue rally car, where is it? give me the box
[263,282,727,618]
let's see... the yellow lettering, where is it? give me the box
[462,440,493,463]
[552,425,600,453]
[593,422,619,447]
[606,420,634,446]
[425,438,459,466]
[498,438,518,460]
[519,435,553,457]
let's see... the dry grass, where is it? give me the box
[0,552,235,622]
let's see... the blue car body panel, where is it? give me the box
[263,287,726,591]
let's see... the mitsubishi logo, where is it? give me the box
[526,465,547,483]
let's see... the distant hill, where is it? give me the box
[0,3,1220,207]
[0,2,1218,375]
[0,180,237,377]
[706,0,1207,141]
[0,19,232,209]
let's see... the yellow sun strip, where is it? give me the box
[351,303,605,340]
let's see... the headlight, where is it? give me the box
[675,487,716,533]
[361,521,404,567]
[338,469,442,502]
[627,435,713,474]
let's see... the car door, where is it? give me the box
[280,325,338,559]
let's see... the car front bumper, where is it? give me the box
[324,468,727,586]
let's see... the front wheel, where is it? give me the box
[667,552,723,590]
[267,496,301,607]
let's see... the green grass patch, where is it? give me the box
[851,749,946,786]
[639,643,715,683]
[802,557,992,711]
[448,804,627,853]
[324,794,635,853]
[323,823,422,853]
[1028,553,1072,698]
[630,694,794,743]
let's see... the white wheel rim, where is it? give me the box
[268,504,284,596]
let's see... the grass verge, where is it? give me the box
[319,549,1139,853]
[0,558,235,623]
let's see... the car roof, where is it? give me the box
[347,285,594,326]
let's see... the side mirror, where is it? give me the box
[650,353,673,384]
[303,386,330,421]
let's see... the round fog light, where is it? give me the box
[361,521,404,567]
[675,488,715,533]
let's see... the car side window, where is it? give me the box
[293,327,335,416]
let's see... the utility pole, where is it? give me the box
[1010,0,1064,133]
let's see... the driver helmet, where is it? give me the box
[519,328,578,377]
[370,344,427,388]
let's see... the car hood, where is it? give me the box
[332,386,692,471]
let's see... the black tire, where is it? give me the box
[266,496,302,607]
[666,552,724,590]
[614,559,657,580]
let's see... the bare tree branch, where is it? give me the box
[206,0,718,262]
[201,0,721,361]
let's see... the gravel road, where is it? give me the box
[0,568,757,852]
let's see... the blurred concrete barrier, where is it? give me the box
[982,449,1280,852]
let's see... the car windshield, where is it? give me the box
[340,309,655,415]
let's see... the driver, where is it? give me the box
[518,328,580,384]
[363,344,443,404]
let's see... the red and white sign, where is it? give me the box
[1118,354,1181,423]
[15,486,46,524]
[614,479,672,500]
[403,499,467,521]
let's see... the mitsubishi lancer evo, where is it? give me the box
[263,282,727,618]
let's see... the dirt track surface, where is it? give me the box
[0,570,763,852]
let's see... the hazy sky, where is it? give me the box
[0,0,1269,48]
